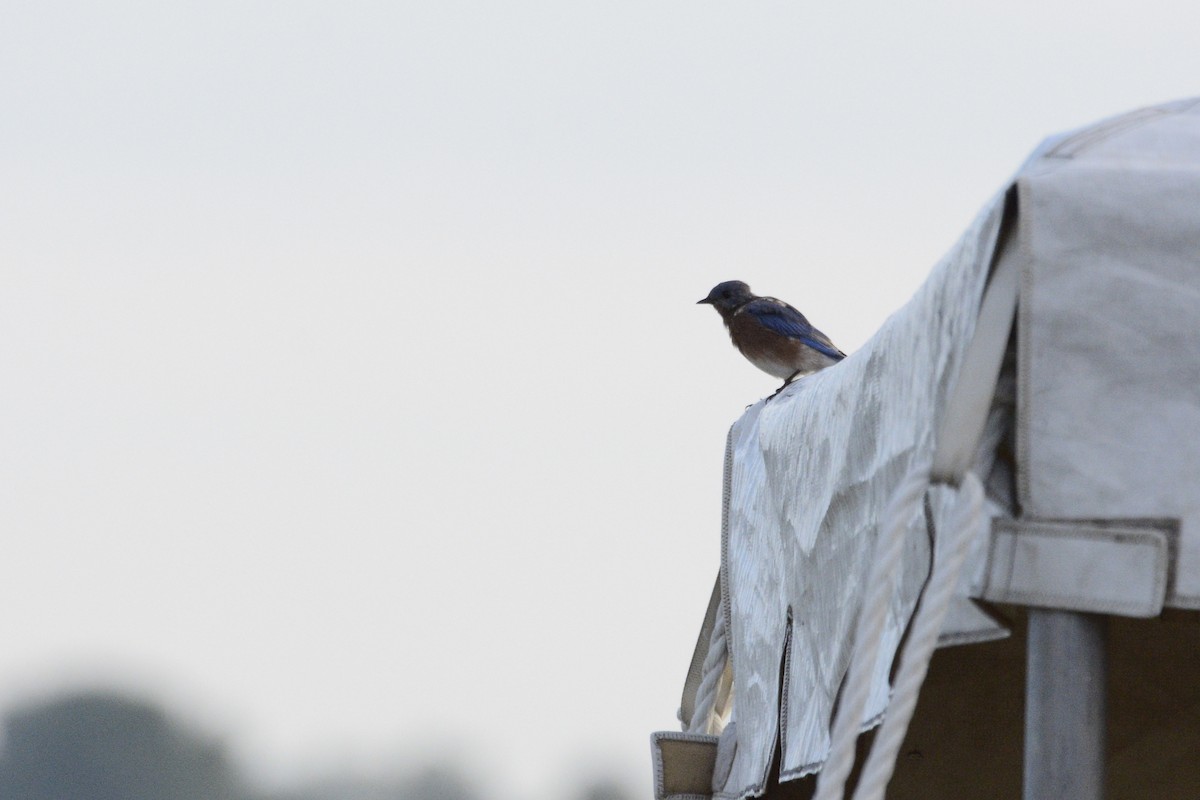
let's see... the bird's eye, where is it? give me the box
[721,290,731,299]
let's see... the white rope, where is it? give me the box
[688,606,728,734]
[812,460,931,800]
[851,470,985,800]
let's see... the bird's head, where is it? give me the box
[698,280,754,312]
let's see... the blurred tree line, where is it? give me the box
[0,691,632,800]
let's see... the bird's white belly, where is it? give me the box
[744,351,800,380]
[739,344,838,380]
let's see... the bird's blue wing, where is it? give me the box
[745,299,846,361]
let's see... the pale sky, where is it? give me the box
[2,3,1197,798]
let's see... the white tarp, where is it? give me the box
[1012,98,1200,607]
[715,197,1007,797]
[681,96,1200,800]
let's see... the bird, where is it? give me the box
[698,280,846,395]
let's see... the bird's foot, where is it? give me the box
[765,371,803,402]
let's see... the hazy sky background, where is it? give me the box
[2,2,1198,798]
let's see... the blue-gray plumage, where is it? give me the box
[698,280,846,392]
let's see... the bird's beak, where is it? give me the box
[697,298,711,305]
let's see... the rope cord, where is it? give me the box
[852,471,985,800]
[688,606,729,734]
[812,460,932,800]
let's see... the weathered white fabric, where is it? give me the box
[715,198,1006,798]
[1013,97,1200,606]
[668,96,1200,800]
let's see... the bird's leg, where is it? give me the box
[766,370,803,402]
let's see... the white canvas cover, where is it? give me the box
[661,97,1200,800]
[1012,98,1200,607]
[708,194,1009,799]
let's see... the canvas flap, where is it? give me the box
[1016,154,1200,607]
[714,197,1008,798]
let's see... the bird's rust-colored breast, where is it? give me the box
[727,311,824,379]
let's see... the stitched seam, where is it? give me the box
[1014,179,1034,515]
[720,425,735,672]
[775,712,887,782]
[656,732,725,743]
[1044,106,1170,158]
[982,586,1149,616]
[713,776,766,800]
[778,761,822,781]
[992,523,1165,546]
[712,425,745,800]
[776,609,794,787]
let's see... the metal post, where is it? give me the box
[1024,609,1108,800]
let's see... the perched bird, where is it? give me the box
[698,280,846,393]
